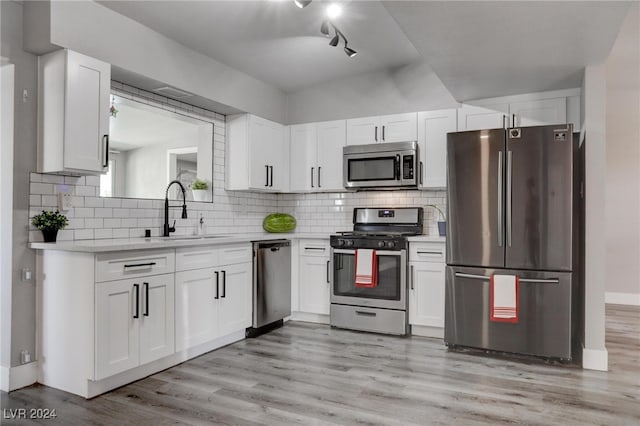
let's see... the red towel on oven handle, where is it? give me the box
[490,274,520,324]
[354,249,378,288]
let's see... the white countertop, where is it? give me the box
[30,232,445,253]
[29,232,330,253]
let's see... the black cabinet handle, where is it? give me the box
[265,165,269,187]
[374,126,378,142]
[221,270,226,298]
[318,166,321,188]
[502,115,507,129]
[382,125,385,141]
[133,284,139,319]
[326,260,330,283]
[420,161,423,185]
[311,167,314,188]
[269,166,274,187]
[103,134,109,167]
[124,262,156,268]
[143,282,149,317]
[214,271,219,299]
[512,114,516,127]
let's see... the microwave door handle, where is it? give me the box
[396,154,401,180]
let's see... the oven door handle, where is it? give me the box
[332,249,404,256]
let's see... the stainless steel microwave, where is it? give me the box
[343,141,419,189]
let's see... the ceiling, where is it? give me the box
[98,0,421,93]
[99,0,631,101]
[383,1,631,101]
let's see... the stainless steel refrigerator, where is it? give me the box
[444,124,581,360]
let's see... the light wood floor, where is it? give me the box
[2,305,638,425]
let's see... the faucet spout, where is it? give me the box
[163,180,188,237]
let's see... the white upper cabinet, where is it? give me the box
[510,98,567,127]
[417,109,457,189]
[289,120,346,192]
[226,114,288,192]
[457,103,509,131]
[346,113,417,145]
[38,49,111,174]
[379,113,418,143]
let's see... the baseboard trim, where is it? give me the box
[290,312,330,325]
[411,324,444,339]
[605,292,640,306]
[582,346,608,371]
[0,365,9,392]
[7,362,38,391]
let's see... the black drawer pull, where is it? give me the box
[355,311,377,317]
[124,262,157,268]
[214,271,219,300]
[133,284,139,319]
[143,282,149,317]
[221,270,226,298]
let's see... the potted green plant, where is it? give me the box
[32,210,69,242]
[426,204,446,237]
[191,179,209,202]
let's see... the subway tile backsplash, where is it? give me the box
[28,84,446,242]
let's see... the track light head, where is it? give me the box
[294,0,312,8]
[344,46,357,58]
[320,20,330,36]
[329,34,340,47]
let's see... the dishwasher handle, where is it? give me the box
[254,240,291,251]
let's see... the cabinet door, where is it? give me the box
[96,278,139,380]
[346,116,380,145]
[289,123,317,192]
[409,261,445,328]
[457,104,508,131]
[379,112,417,143]
[139,274,175,365]
[267,121,287,191]
[249,116,276,189]
[417,109,457,189]
[510,98,567,127]
[175,268,218,351]
[64,50,110,173]
[217,262,252,337]
[316,120,346,192]
[299,255,331,315]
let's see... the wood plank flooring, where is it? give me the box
[2,304,638,425]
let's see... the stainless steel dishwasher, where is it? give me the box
[247,240,291,337]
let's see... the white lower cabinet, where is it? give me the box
[408,241,446,337]
[175,245,252,351]
[96,273,175,380]
[297,239,331,317]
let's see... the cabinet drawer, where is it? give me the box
[409,242,445,263]
[96,249,175,282]
[299,239,330,257]
[218,244,252,266]
[176,247,218,272]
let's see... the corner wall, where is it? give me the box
[605,4,640,305]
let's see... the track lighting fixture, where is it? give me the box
[294,0,312,8]
[320,20,330,36]
[322,22,357,58]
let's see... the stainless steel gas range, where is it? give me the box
[329,207,423,335]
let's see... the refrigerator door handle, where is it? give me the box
[520,278,559,284]
[506,150,513,247]
[455,272,490,281]
[497,151,504,247]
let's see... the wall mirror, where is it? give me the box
[100,95,214,202]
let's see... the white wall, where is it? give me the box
[582,63,608,371]
[605,4,640,304]
[24,0,287,123]
[0,60,15,391]
[1,0,38,371]
[286,61,458,124]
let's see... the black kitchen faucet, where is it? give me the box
[163,180,188,237]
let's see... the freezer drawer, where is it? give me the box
[444,266,573,359]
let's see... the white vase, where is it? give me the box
[192,189,208,202]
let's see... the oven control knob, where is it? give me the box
[377,241,386,248]
[386,241,396,249]
[345,240,354,248]
[336,239,345,247]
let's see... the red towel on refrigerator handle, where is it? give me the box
[490,274,520,323]
[354,249,378,288]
